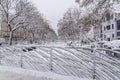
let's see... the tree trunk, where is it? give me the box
[9,31,14,45]
[31,33,34,43]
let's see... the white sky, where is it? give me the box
[31,0,78,32]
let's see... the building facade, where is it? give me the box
[94,4,120,41]
[101,12,120,41]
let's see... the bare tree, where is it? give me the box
[58,8,90,41]
[76,0,120,25]
[0,0,57,45]
[0,0,33,45]
[76,0,120,7]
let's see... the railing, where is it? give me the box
[77,47,120,80]
[0,45,120,80]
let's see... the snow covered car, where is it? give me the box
[96,41,108,48]
[103,40,120,58]
[103,40,120,49]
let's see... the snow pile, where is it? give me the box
[0,66,90,80]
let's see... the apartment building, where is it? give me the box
[94,4,120,41]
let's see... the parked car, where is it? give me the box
[103,40,120,58]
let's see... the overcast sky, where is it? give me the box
[31,0,78,32]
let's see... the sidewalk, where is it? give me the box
[0,66,90,80]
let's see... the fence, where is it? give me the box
[0,45,120,80]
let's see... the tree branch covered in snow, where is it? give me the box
[57,8,91,42]
[0,0,57,45]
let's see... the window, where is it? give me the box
[106,13,110,21]
[107,38,110,41]
[112,34,114,38]
[106,25,111,30]
[100,34,103,37]
[101,29,102,33]
[104,27,106,31]
[104,35,106,38]
[117,32,120,36]
[117,20,120,30]
[112,24,114,29]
